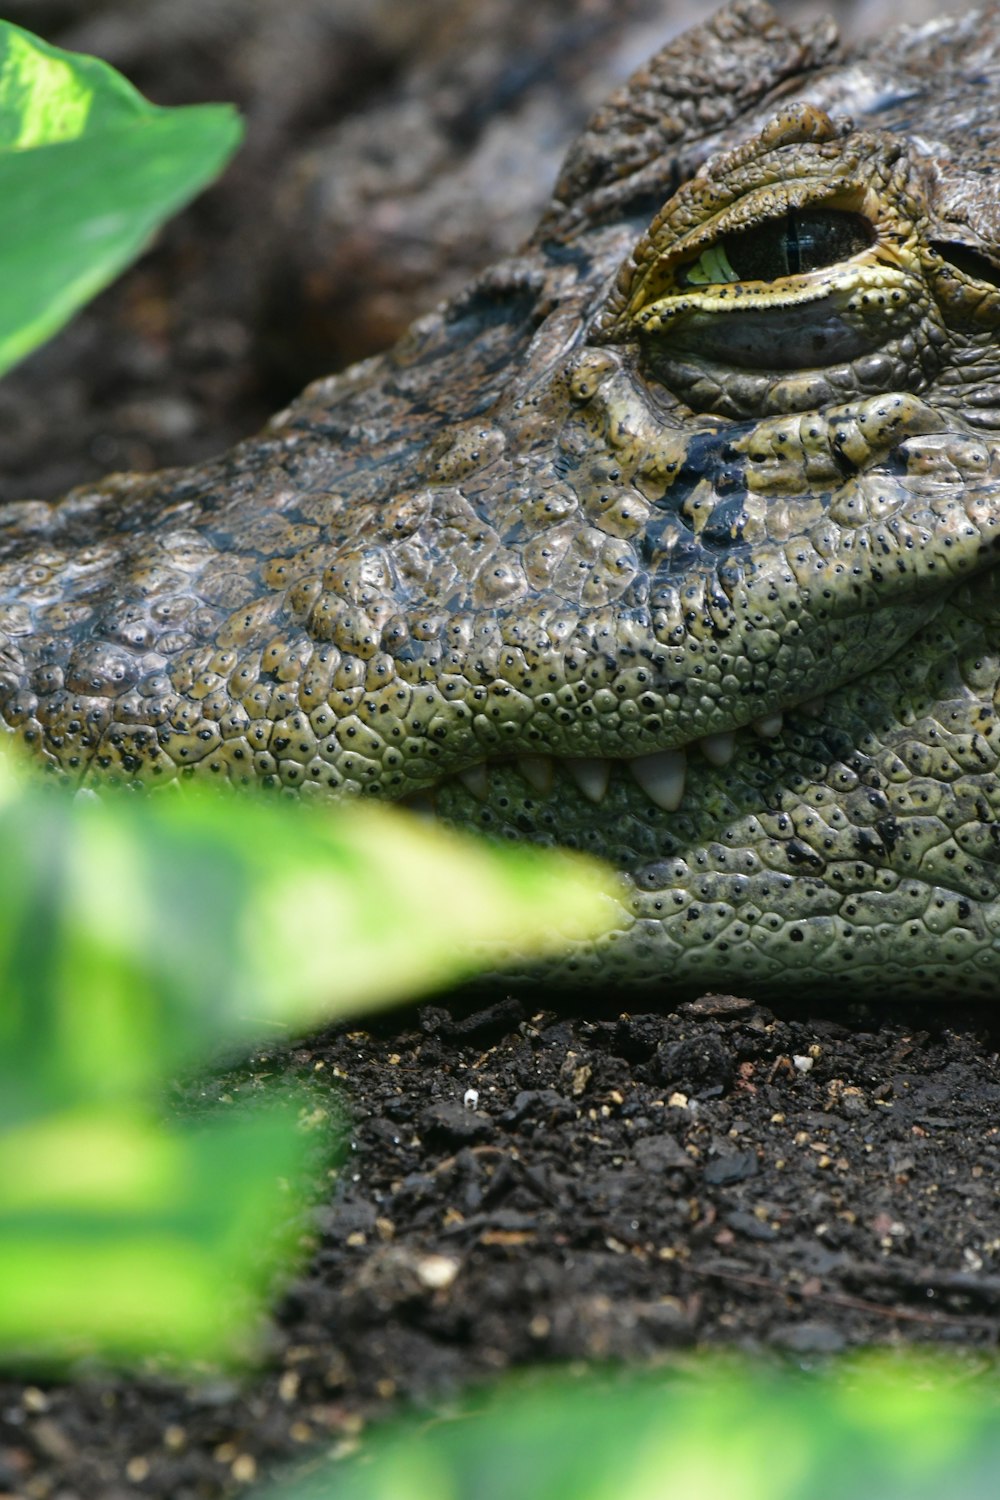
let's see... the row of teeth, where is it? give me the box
[449,709,797,813]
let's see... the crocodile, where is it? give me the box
[3,0,1000,998]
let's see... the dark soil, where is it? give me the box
[2,993,1000,1499]
[1,3,998,1499]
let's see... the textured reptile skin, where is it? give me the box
[3,1,1000,996]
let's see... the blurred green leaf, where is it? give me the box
[0,20,242,376]
[0,1102,310,1366]
[264,1363,1000,1500]
[0,756,616,1120]
[0,753,613,1371]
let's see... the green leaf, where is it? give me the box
[0,755,613,1370]
[0,21,242,376]
[0,756,616,1117]
[0,1102,310,1367]
[264,1363,1000,1500]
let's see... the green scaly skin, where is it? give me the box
[3,1,1000,995]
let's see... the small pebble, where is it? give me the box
[416,1254,460,1290]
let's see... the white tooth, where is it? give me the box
[752,712,784,739]
[629,748,687,811]
[564,757,611,803]
[517,754,554,794]
[700,732,735,768]
[458,763,489,800]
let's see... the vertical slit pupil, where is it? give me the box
[786,211,802,276]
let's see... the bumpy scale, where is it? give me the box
[3,1,1000,997]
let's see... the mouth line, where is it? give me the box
[403,700,826,816]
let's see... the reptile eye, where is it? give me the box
[681,208,874,287]
[930,241,1000,289]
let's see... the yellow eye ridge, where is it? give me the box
[680,243,740,286]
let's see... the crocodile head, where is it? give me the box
[3,2,1000,996]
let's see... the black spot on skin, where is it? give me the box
[874,815,900,854]
[855,828,886,859]
[701,492,749,548]
[785,839,824,869]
